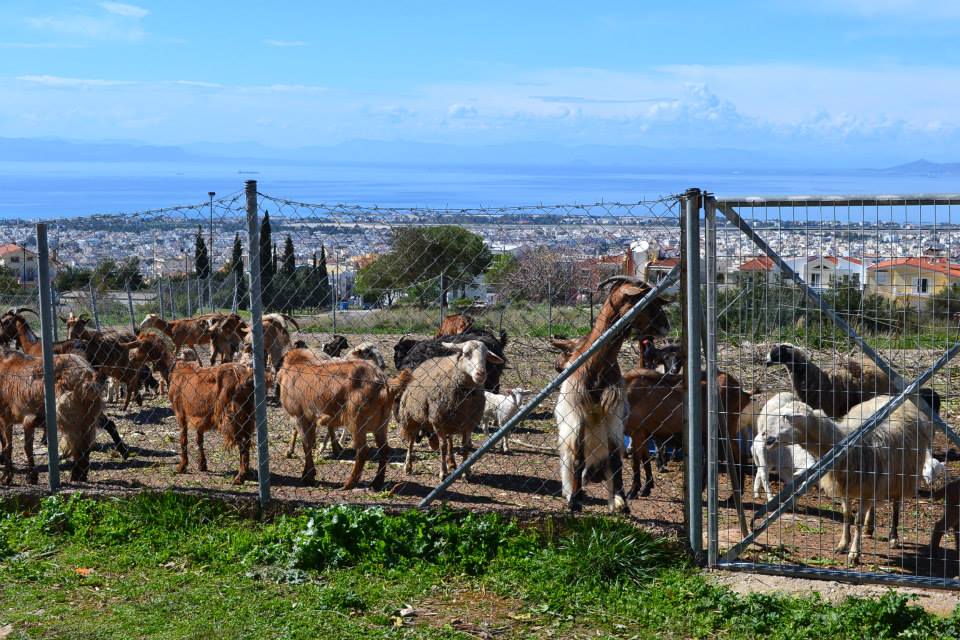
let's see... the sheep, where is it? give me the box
[764,395,934,563]
[396,327,508,393]
[751,392,819,502]
[554,275,671,513]
[0,351,104,484]
[277,347,412,489]
[436,313,474,337]
[398,340,504,480]
[282,341,388,459]
[167,350,255,484]
[481,388,530,453]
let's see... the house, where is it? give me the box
[0,243,38,285]
[866,257,960,308]
[735,255,865,290]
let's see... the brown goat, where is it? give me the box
[622,368,752,501]
[277,348,412,489]
[208,314,247,365]
[554,275,671,513]
[0,351,104,484]
[139,312,223,363]
[167,350,254,484]
[436,313,474,337]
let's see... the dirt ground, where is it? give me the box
[4,332,960,594]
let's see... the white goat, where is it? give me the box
[482,388,529,453]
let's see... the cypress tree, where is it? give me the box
[282,235,296,275]
[194,225,210,281]
[231,232,247,310]
[258,211,273,308]
[317,244,332,308]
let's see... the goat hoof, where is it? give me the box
[834,543,849,554]
[846,552,861,565]
[175,463,187,474]
[626,487,639,500]
[232,475,246,486]
[115,443,130,460]
[27,472,38,485]
[198,462,208,473]
[889,537,901,549]
[640,485,653,498]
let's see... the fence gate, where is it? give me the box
[703,192,960,588]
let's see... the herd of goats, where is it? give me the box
[1,272,960,563]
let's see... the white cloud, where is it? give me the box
[263,39,307,47]
[16,75,135,87]
[799,0,960,19]
[98,2,150,19]
[447,104,478,118]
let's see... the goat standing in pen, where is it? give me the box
[554,275,671,513]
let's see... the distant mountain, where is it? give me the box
[0,137,194,163]
[875,159,960,176]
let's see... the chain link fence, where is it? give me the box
[704,193,960,588]
[0,182,690,534]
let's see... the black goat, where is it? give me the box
[395,328,508,393]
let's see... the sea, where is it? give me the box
[1,160,959,220]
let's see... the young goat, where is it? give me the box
[481,388,530,453]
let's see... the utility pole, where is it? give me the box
[208,191,215,310]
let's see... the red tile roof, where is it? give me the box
[739,256,775,271]
[869,257,960,278]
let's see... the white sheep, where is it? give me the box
[482,388,530,453]
[765,395,935,564]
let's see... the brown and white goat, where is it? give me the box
[167,350,254,484]
[277,347,412,489]
[0,351,104,484]
[554,275,671,513]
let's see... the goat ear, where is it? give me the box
[620,283,652,298]
[485,352,504,365]
[548,337,575,352]
[440,341,463,353]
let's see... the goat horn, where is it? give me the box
[15,307,39,317]
[282,314,300,331]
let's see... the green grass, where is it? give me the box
[2,493,960,639]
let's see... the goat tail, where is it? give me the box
[386,369,413,402]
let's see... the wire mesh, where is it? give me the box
[708,194,960,588]
[0,184,688,530]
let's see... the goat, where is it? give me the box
[277,347,412,489]
[283,341,389,458]
[239,313,300,376]
[167,350,254,484]
[139,312,223,363]
[621,368,752,501]
[928,479,960,558]
[0,351,104,484]
[481,388,529,453]
[398,340,503,480]
[208,313,247,365]
[397,327,508,393]
[436,313,474,337]
[554,275,671,513]
[322,334,349,357]
[765,395,934,563]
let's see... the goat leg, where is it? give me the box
[439,436,450,481]
[864,503,875,537]
[888,500,901,549]
[99,415,129,460]
[403,435,416,475]
[298,417,317,486]
[176,418,189,474]
[931,516,947,557]
[234,432,250,485]
[836,498,852,554]
[460,432,473,482]
[568,428,585,513]
[0,422,12,485]
[848,503,866,565]
[71,446,90,483]
[23,415,39,485]
[371,428,389,491]
[285,427,299,458]
[606,437,629,514]
[343,437,367,491]
[196,430,208,472]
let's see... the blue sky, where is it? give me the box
[2,1,960,164]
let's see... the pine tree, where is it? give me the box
[282,235,296,275]
[231,232,247,310]
[258,211,273,308]
[194,225,210,280]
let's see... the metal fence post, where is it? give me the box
[232,272,239,314]
[36,223,60,492]
[683,188,704,559]
[126,283,137,335]
[245,180,271,507]
[704,195,719,566]
[157,280,165,320]
[186,277,192,316]
[547,281,553,336]
[88,280,101,330]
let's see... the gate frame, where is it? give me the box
[704,192,960,589]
